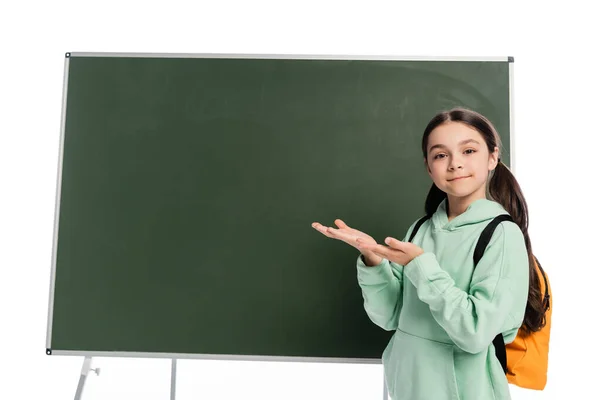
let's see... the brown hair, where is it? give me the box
[421,107,546,334]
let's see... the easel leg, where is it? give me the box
[74,357,93,400]
[170,359,177,400]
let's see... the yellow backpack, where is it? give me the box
[505,256,552,390]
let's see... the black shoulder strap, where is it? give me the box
[472,214,515,375]
[408,215,431,243]
[473,214,514,265]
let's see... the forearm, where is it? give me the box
[357,255,403,331]
[403,241,528,353]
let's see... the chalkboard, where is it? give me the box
[46,53,512,361]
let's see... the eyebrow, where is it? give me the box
[428,139,481,153]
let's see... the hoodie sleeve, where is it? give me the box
[355,220,418,331]
[402,221,529,354]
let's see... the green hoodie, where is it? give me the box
[357,198,529,400]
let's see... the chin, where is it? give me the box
[447,186,487,200]
[446,192,472,200]
[444,186,478,199]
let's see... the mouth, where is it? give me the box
[448,176,470,182]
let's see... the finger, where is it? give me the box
[334,219,349,229]
[314,222,358,245]
[312,222,335,233]
[312,222,331,231]
[371,249,409,266]
[312,222,324,231]
[370,247,393,261]
[384,237,408,251]
[328,227,357,242]
[312,223,349,241]
[312,223,332,236]
[357,241,388,255]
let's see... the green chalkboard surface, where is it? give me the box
[47,54,511,360]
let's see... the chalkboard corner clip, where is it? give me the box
[65,52,71,58]
[46,348,52,355]
[508,56,514,63]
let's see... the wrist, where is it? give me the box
[361,252,383,267]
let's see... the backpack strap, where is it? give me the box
[408,215,431,243]
[473,214,514,265]
[472,214,515,375]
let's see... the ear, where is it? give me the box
[489,146,500,171]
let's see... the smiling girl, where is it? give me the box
[312,108,543,400]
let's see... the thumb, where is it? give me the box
[384,237,408,250]
[335,219,348,228]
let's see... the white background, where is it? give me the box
[1,1,597,399]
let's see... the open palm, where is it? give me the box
[311,219,377,252]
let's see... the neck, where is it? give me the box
[446,192,486,221]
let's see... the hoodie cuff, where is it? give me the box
[356,254,393,285]
[403,252,442,288]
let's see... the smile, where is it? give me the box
[449,176,470,181]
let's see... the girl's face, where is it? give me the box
[425,121,499,201]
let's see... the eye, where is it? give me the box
[433,153,446,160]
[465,149,476,155]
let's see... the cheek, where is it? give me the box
[429,163,446,179]
[471,155,490,172]
[475,163,492,179]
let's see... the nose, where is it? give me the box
[448,156,463,171]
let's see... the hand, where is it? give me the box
[311,219,377,253]
[355,236,425,266]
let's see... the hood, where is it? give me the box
[431,198,509,232]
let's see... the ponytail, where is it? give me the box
[424,183,446,217]
[489,161,547,334]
